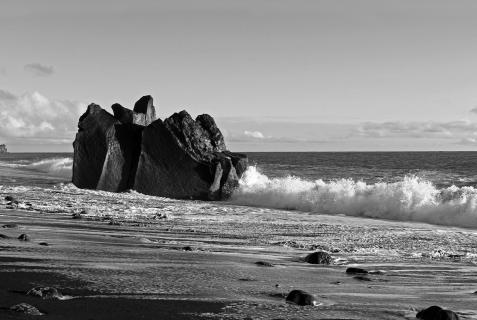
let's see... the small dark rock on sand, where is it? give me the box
[9,303,43,315]
[304,251,332,265]
[38,242,49,246]
[2,224,18,228]
[18,233,30,241]
[0,233,11,239]
[72,212,82,219]
[27,287,62,299]
[255,261,274,267]
[346,267,368,274]
[182,246,194,251]
[4,195,17,202]
[286,290,317,306]
[416,305,459,320]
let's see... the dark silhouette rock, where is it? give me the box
[4,195,17,202]
[9,303,43,315]
[353,275,372,281]
[27,287,62,299]
[0,144,7,153]
[285,290,317,306]
[38,242,49,246]
[72,212,82,219]
[416,305,459,320]
[0,233,11,239]
[346,267,368,274]
[255,261,274,267]
[304,251,332,265]
[73,95,247,200]
[2,224,18,228]
[18,234,30,241]
[133,95,156,126]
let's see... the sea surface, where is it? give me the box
[2,152,477,228]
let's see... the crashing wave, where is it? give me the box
[231,166,477,228]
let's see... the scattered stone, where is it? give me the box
[0,233,11,239]
[18,234,30,241]
[255,261,274,267]
[4,195,17,202]
[2,224,18,228]
[346,267,368,274]
[182,246,194,251]
[27,287,62,299]
[416,305,459,320]
[38,242,49,246]
[353,275,372,281]
[304,251,332,265]
[285,290,318,306]
[275,284,280,288]
[72,212,82,219]
[9,303,43,315]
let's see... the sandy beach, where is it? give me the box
[1,189,477,319]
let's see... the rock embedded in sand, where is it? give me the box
[4,195,17,202]
[72,212,82,219]
[416,305,459,320]
[0,233,11,239]
[285,290,318,306]
[27,287,62,299]
[255,261,274,267]
[72,95,247,200]
[353,275,372,281]
[2,223,18,228]
[304,251,332,265]
[9,303,43,315]
[39,242,49,246]
[18,233,30,241]
[346,267,368,274]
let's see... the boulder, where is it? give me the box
[346,267,368,274]
[27,287,62,299]
[304,251,332,265]
[285,290,318,306]
[72,95,247,200]
[416,305,459,320]
[9,303,43,315]
[18,234,30,241]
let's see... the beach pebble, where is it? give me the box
[182,245,194,251]
[39,242,49,246]
[18,233,30,241]
[72,212,82,219]
[27,287,62,299]
[0,233,11,239]
[255,261,274,267]
[346,267,368,274]
[9,303,43,315]
[5,195,18,202]
[285,290,318,306]
[304,251,332,265]
[416,305,459,320]
[2,224,18,228]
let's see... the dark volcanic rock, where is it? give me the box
[304,251,332,265]
[27,287,62,299]
[72,212,82,219]
[255,261,274,267]
[73,95,247,200]
[0,233,11,239]
[133,95,156,126]
[285,290,317,306]
[18,233,30,241]
[346,267,368,274]
[9,303,43,315]
[4,195,17,202]
[416,305,459,320]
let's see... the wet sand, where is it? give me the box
[1,205,477,319]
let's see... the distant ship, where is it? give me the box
[0,144,7,153]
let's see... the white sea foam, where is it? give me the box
[230,166,477,228]
[24,157,73,178]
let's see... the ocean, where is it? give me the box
[2,152,477,228]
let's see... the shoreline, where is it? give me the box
[1,207,477,319]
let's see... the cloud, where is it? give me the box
[24,63,54,77]
[243,130,264,139]
[0,89,86,144]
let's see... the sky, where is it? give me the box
[2,0,477,151]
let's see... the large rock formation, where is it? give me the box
[72,95,247,200]
[0,144,7,153]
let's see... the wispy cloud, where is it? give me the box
[24,63,54,77]
[0,89,86,144]
[243,130,265,139]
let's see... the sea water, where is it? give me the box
[2,152,477,228]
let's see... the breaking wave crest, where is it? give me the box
[25,158,73,178]
[230,166,477,228]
